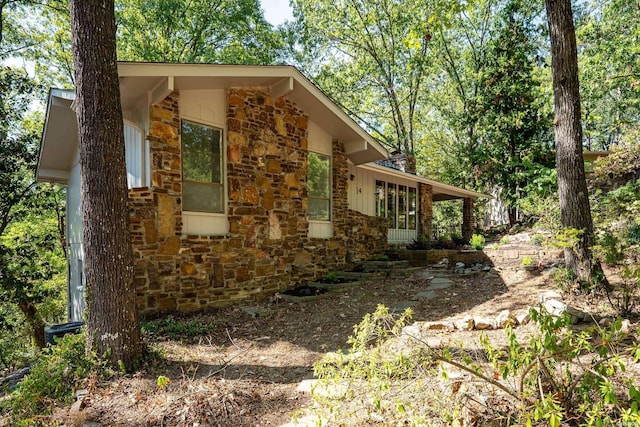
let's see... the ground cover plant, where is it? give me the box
[300,304,640,426]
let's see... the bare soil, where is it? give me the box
[41,251,635,426]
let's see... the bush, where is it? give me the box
[550,266,578,292]
[299,305,640,426]
[521,256,534,267]
[470,234,485,250]
[627,223,640,246]
[530,233,546,246]
[2,331,104,422]
[593,229,640,315]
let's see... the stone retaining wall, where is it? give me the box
[389,247,563,267]
[128,88,387,314]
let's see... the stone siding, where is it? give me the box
[128,88,387,314]
[418,183,433,239]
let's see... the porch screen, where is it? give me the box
[181,120,224,213]
[308,152,331,220]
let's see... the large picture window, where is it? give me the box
[181,120,224,213]
[375,180,417,230]
[408,187,417,229]
[308,152,331,220]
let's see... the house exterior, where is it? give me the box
[37,62,485,321]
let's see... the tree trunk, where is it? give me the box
[18,300,45,349]
[545,0,606,286]
[70,0,142,370]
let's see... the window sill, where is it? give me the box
[183,211,228,236]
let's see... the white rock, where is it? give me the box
[455,262,466,269]
[542,298,567,317]
[598,317,614,327]
[423,321,455,331]
[516,310,531,325]
[538,290,563,303]
[454,316,475,331]
[621,319,631,335]
[495,310,519,328]
[473,316,496,330]
[566,305,590,323]
[543,299,588,324]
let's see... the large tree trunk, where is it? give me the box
[18,300,45,349]
[70,0,142,370]
[545,0,606,286]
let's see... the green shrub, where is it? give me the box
[530,233,546,246]
[2,331,104,422]
[521,256,534,267]
[476,308,640,426]
[499,236,510,245]
[627,223,640,246]
[407,234,431,250]
[593,229,640,315]
[326,272,339,282]
[299,305,640,426]
[470,234,485,250]
[550,266,577,292]
[592,181,640,227]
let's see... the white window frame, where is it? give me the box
[307,151,332,222]
[180,117,228,236]
[124,120,149,188]
[375,180,417,231]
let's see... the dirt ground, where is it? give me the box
[47,253,633,426]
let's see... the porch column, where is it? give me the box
[418,183,433,239]
[462,197,474,241]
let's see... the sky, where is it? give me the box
[261,0,294,26]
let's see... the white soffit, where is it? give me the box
[359,163,489,200]
[37,88,77,184]
[117,62,388,164]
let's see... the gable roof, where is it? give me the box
[37,62,390,183]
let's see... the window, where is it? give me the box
[408,187,417,230]
[398,185,407,229]
[124,121,148,188]
[181,120,224,213]
[308,152,331,220]
[375,180,417,230]
[376,180,386,217]
[387,183,397,229]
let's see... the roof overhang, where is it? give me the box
[359,163,490,201]
[37,63,390,184]
[37,88,77,184]
[117,62,388,164]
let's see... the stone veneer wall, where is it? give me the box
[128,88,387,314]
[462,197,474,241]
[418,183,433,239]
[345,210,388,263]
